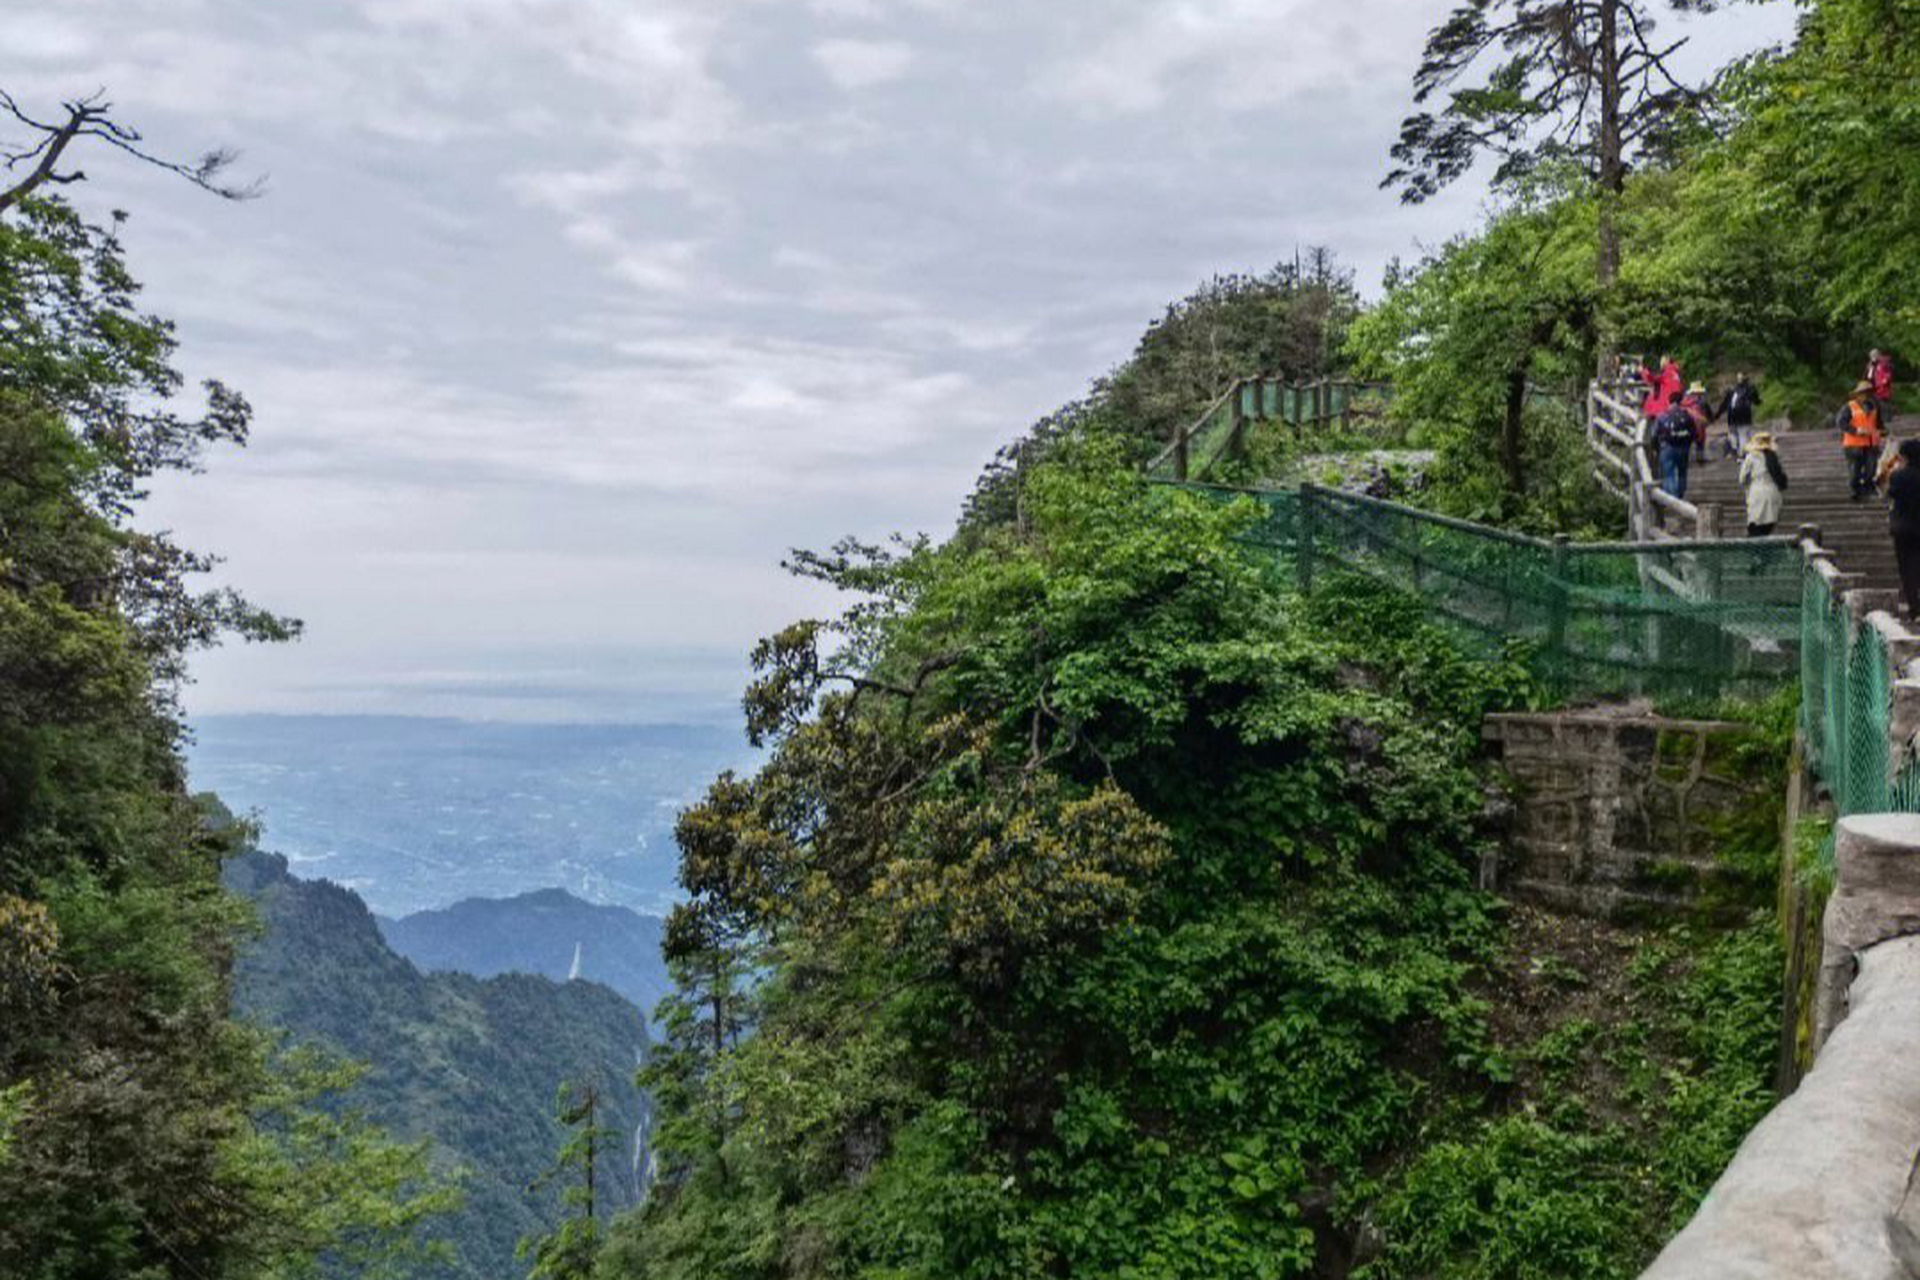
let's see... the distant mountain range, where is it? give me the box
[188,714,756,916]
[380,889,674,1025]
[225,849,653,1280]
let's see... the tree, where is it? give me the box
[0,100,446,1279]
[1386,0,1720,359]
[520,1080,612,1280]
[0,89,262,214]
[1347,184,1601,522]
[1686,0,1920,352]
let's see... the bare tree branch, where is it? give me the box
[0,88,264,215]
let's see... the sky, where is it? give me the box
[12,0,1798,725]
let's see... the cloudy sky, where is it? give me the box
[14,0,1794,725]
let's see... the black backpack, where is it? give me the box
[1763,450,1788,491]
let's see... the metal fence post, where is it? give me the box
[1297,487,1318,593]
[1548,534,1572,690]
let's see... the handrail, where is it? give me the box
[1587,377,1725,542]
[1146,377,1396,481]
[1298,482,1556,550]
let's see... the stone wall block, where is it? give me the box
[1640,935,1920,1280]
[1813,814,1920,1054]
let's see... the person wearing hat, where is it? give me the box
[1738,432,1787,536]
[1679,381,1718,464]
[1838,380,1888,499]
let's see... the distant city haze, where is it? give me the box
[18,1,1795,723]
[189,715,756,915]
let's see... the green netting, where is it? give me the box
[1167,481,1803,702]
[1144,380,1396,481]
[1164,480,1920,815]
[1794,564,1920,820]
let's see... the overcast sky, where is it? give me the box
[14,0,1796,725]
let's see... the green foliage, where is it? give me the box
[1360,916,1781,1280]
[1345,180,1616,534]
[964,252,1360,530]
[602,442,1547,1279]
[0,186,442,1279]
[228,846,652,1280]
[520,1083,613,1280]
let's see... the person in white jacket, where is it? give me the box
[1739,432,1786,536]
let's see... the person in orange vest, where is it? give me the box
[1837,380,1887,500]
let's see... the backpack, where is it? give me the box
[1763,450,1788,491]
[1656,409,1694,449]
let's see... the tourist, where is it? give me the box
[1838,380,1887,500]
[1869,348,1896,414]
[1639,354,1682,430]
[1720,372,1762,458]
[1655,399,1696,499]
[1888,438,1920,617]
[1680,382,1717,464]
[1739,432,1786,536]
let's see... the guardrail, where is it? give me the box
[1588,380,1725,542]
[1144,377,1392,481]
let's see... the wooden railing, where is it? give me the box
[1588,379,1724,542]
[1145,377,1393,481]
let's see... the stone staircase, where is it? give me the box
[1683,423,1917,594]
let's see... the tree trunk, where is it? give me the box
[1594,0,1627,377]
[1503,365,1528,496]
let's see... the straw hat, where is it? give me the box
[1687,382,1706,395]
[1749,432,1775,451]
[1855,380,1877,396]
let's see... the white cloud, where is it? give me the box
[812,38,916,90]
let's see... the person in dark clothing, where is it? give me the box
[1680,382,1717,463]
[1654,401,1696,498]
[1720,372,1762,457]
[1888,437,1920,617]
[1838,381,1886,499]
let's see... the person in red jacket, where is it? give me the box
[1639,354,1682,428]
[1869,349,1895,413]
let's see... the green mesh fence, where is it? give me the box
[1796,563,1920,820]
[1144,380,1395,481]
[1167,482,1803,701]
[1165,481,1920,818]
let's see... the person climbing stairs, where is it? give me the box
[1684,420,1920,595]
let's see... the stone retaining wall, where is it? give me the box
[1483,711,1774,919]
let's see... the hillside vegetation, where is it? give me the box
[379,889,673,1025]
[227,850,652,1280]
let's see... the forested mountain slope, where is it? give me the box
[226,849,651,1280]
[379,889,672,1025]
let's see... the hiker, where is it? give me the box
[1739,432,1786,536]
[1680,382,1717,464]
[1838,380,1887,500]
[1869,348,1896,413]
[1888,437,1920,617]
[1638,354,1682,430]
[1654,399,1697,499]
[1720,372,1762,458]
